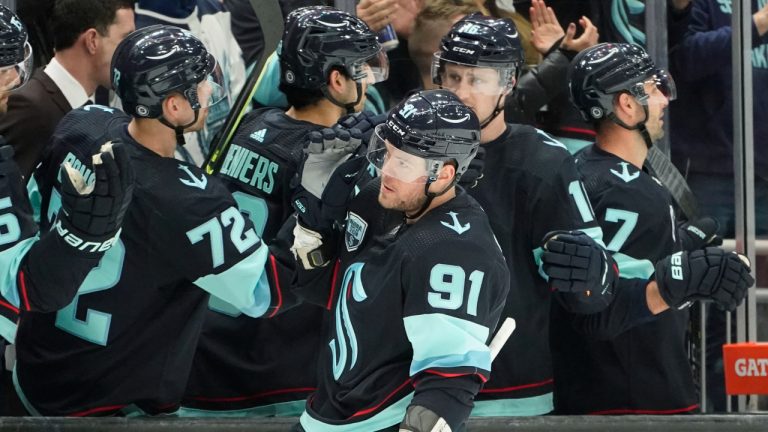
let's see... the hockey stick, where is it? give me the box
[203,0,284,174]
[646,145,699,220]
[489,318,516,361]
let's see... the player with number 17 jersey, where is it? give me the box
[14,102,293,416]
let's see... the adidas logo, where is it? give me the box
[250,128,267,142]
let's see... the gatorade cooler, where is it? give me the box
[723,343,768,395]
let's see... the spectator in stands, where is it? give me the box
[0,0,134,179]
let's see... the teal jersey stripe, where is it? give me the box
[178,399,306,417]
[299,393,413,432]
[13,366,42,416]
[193,245,270,317]
[0,315,16,343]
[404,313,490,375]
[0,237,38,311]
[472,392,553,416]
[613,252,654,279]
[26,176,41,225]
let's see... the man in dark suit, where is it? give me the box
[0,0,134,179]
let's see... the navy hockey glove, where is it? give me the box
[458,145,485,189]
[542,230,617,314]
[655,248,754,311]
[335,111,386,144]
[399,405,452,432]
[56,141,134,253]
[678,217,722,250]
[292,128,366,233]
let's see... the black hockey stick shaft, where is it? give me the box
[203,0,284,174]
[646,145,699,220]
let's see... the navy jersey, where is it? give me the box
[0,148,39,341]
[550,144,697,414]
[295,180,510,431]
[0,120,115,343]
[14,107,290,416]
[466,124,603,415]
[184,108,325,413]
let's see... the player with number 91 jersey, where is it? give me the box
[294,179,510,431]
[14,105,294,416]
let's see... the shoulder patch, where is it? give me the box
[610,161,639,183]
[536,129,567,150]
[440,211,471,235]
[345,211,368,252]
[178,164,208,190]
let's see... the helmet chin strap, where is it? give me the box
[405,177,458,221]
[323,81,363,115]
[479,93,505,129]
[159,110,200,146]
[607,104,653,148]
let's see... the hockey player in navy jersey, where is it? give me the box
[545,42,754,414]
[432,14,617,416]
[0,8,133,416]
[289,90,509,431]
[13,25,295,417]
[182,6,388,416]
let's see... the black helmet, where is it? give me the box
[433,13,524,87]
[279,6,387,91]
[368,89,480,183]
[569,42,675,122]
[0,5,32,90]
[111,25,224,119]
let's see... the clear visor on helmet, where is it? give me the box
[0,41,33,92]
[431,52,515,96]
[367,124,444,184]
[349,50,389,84]
[633,69,677,103]
[195,61,227,109]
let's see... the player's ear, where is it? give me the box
[614,92,636,120]
[327,69,346,93]
[437,162,457,183]
[161,93,186,122]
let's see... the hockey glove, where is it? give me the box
[399,405,452,432]
[655,248,754,311]
[56,141,134,253]
[678,217,722,250]
[458,145,485,189]
[335,111,386,144]
[292,128,366,232]
[542,230,618,314]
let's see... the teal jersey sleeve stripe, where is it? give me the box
[404,313,491,375]
[613,252,655,279]
[299,393,413,432]
[193,245,271,317]
[26,177,41,225]
[0,237,38,310]
[0,315,16,343]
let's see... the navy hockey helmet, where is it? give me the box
[111,25,225,119]
[568,42,676,122]
[279,6,388,91]
[0,5,32,91]
[368,89,480,184]
[433,13,524,88]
